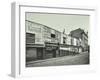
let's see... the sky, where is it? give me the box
[26,12,89,34]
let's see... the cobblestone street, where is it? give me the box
[26,51,89,67]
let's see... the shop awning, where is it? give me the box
[26,43,45,48]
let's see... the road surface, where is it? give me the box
[26,52,89,67]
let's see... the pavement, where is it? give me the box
[26,51,89,67]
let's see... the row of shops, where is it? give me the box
[26,42,82,62]
[25,20,89,62]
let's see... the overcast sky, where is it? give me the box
[26,12,89,34]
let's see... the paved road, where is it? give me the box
[26,52,89,67]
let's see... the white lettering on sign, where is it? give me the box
[60,47,70,50]
[26,20,42,33]
[28,25,41,32]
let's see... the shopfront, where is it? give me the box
[44,42,59,59]
[26,44,45,62]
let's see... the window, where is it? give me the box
[51,34,55,38]
[63,37,66,44]
[26,33,35,43]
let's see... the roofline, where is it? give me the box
[26,20,61,33]
[70,28,88,37]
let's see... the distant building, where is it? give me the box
[70,28,88,52]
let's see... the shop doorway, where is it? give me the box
[52,49,56,58]
[37,48,43,60]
